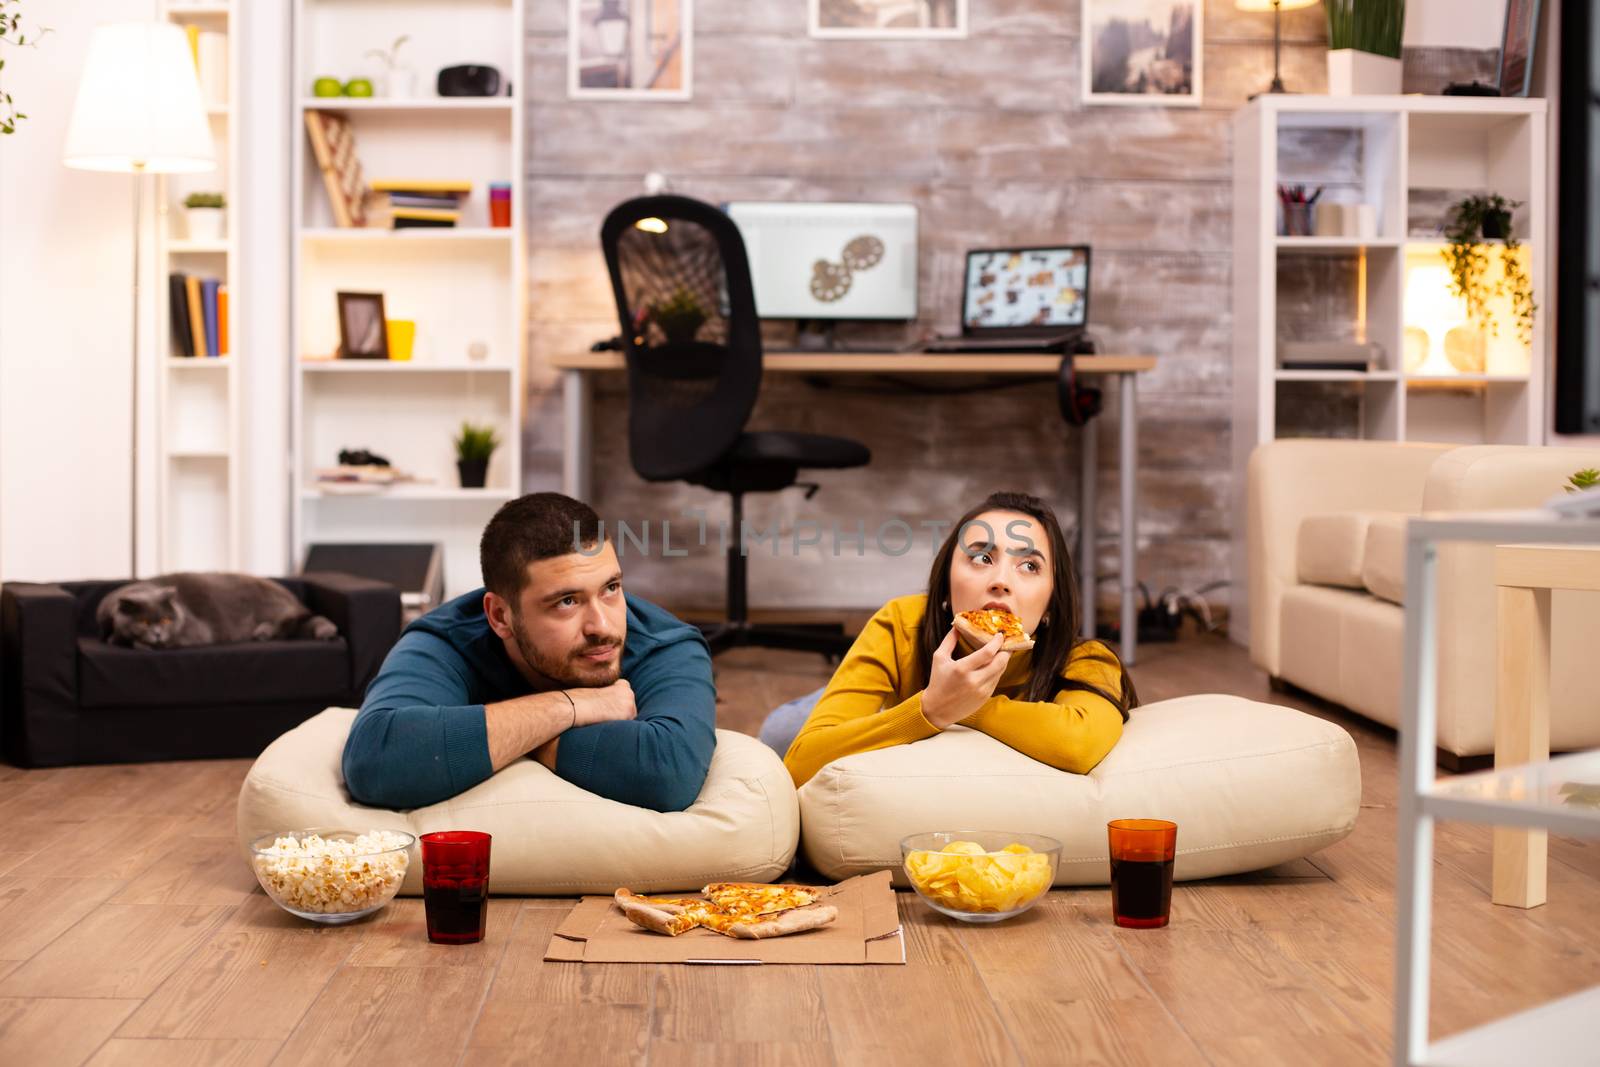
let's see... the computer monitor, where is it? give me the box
[961,246,1090,335]
[724,201,918,321]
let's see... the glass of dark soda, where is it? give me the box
[1107,819,1177,929]
[420,830,491,944]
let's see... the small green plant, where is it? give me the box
[1325,0,1406,58]
[184,192,225,209]
[1443,193,1536,346]
[0,0,51,135]
[1566,468,1600,495]
[366,35,410,72]
[650,287,709,343]
[454,421,500,462]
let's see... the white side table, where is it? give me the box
[1491,544,1600,908]
[1394,510,1600,1067]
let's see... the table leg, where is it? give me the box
[562,368,592,503]
[1118,371,1138,666]
[1492,584,1552,908]
[1079,410,1097,640]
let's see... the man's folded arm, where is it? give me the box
[341,631,494,810]
[552,637,717,812]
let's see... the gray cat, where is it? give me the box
[97,572,338,650]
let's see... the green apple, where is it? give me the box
[312,76,342,97]
[343,78,374,98]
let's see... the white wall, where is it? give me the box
[0,0,160,582]
[1405,0,1508,49]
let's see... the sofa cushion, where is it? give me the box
[1297,512,1376,589]
[798,694,1360,885]
[1361,514,1407,605]
[78,637,352,710]
[236,708,801,895]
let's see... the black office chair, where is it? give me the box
[600,195,871,657]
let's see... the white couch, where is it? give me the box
[1248,440,1600,763]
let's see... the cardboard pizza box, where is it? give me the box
[544,871,905,965]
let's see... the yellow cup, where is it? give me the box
[386,319,416,361]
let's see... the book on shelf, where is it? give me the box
[386,193,463,210]
[168,272,228,357]
[370,179,472,195]
[218,285,229,356]
[392,207,461,229]
[201,278,221,357]
[185,275,205,358]
[168,273,194,358]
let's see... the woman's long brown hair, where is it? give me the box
[912,490,1138,720]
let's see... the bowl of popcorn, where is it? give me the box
[900,831,1060,923]
[249,828,415,924]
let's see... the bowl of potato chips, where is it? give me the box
[900,831,1060,922]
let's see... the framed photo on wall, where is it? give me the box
[1496,0,1541,97]
[569,0,693,100]
[336,291,388,359]
[809,0,967,39]
[1082,0,1203,106]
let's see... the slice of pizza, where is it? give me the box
[614,886,837,939]
[952,608,1035,652]
[701,882,822,918]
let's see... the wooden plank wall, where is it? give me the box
[520,1,1493,617]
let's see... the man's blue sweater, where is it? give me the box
[341,589,717,812]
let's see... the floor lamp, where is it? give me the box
[1235,0,1319,94]
[63,21,215,578]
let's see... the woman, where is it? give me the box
[771,490,1137,788]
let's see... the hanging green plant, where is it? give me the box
[1442,193,1536,346]
[0,0,51,135]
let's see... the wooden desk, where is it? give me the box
[548,350,1157,663]
[1492,544,1600,908]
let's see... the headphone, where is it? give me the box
[1056,354,1103,427]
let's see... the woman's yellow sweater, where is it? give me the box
[783,594,1127,787]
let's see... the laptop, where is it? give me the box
[925,245,1091,353]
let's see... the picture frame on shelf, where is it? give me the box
[1082,0,1203,107]
[808,0,967,39]
[337,291,389,359]
[1496,0,1541,98]
[568,0,693,101]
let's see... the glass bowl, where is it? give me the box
[248,828,416,924]
[900,830,1061,923]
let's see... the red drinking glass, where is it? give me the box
[420,830,491,944]
[1107,819,1177,929]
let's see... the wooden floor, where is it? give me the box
[1,633,1597,1066]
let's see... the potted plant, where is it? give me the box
[1442,193,1536,346]
[1566,469,1600,495]
[1325,0,1405,95]
[453,421,499,489]
[183,191,225,241]
[650,287,709,344]
[367,35,415,99]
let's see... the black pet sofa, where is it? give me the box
[1,573,401,767]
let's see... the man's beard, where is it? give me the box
[510,615,623,688]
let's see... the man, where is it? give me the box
[341,493,716,812]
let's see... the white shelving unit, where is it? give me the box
[290,0,525,599]
[1230,95,1548,642]
[1392,510,1600,1067]
[157,0,240,573]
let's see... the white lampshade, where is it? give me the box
[64,21,215,173]
[1234,0,1318,10]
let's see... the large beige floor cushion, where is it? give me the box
[236,708,800,895]
[799,695,1360,885]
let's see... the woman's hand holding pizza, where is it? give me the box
[922,628,1010,728]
